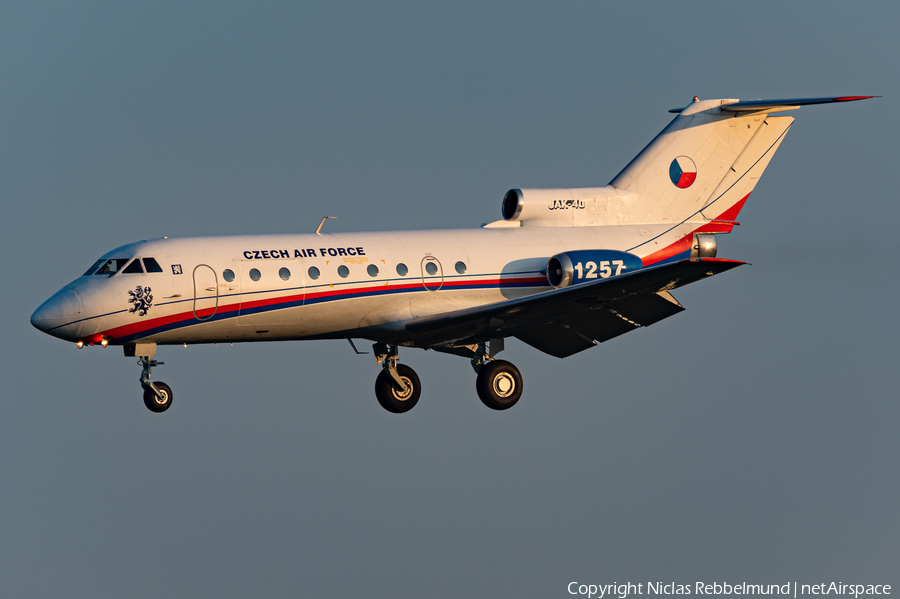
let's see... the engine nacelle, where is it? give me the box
[546,250,643,288]
[501,186,632,227]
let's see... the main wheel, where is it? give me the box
[476,360,523,410]
[374,365,421,414]
[143,381,173,413]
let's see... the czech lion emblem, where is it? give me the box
[128,286,153,316]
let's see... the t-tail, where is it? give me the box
[608,96,877,226]
[496,96,875,229]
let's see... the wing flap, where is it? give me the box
[514,323,598,358]
[407,258,743,350]
[608,290,684,328]
[512,290,686,358]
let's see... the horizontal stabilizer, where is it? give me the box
[719,96,877,112]
[669,96,876,114]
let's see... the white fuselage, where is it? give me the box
[32,221,705,349]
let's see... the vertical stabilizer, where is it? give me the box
[609,98,778,224]
[699,115,792,221]
[608,96,875,226]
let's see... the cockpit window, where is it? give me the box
[95,258,131,275]
[83,260,104,276]
[142,257,163,273]
[122,259,144,274]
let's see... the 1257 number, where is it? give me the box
[574,260,626,280]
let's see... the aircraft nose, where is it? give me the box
[31,288,84,335]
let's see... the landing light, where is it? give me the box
[100,338,109,348]
[76,341,84,349]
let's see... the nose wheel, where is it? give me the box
[138,355,173,413]
[143,381,173,412]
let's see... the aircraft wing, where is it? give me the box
[406,258,745,358]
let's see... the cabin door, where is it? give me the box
[421,256,443,291]
[192,264,219,320]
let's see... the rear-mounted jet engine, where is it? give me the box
[546,250,643,288]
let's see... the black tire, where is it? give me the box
[374,365,421,414]
[476,360,523,410]
[143,381,173,413]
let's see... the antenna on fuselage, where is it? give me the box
[315,216,336,235]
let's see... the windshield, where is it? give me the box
[94,258,131,276]
[122,259,144,274]
[143,257,163,273]
[82,259,105,276]
[83,256,163,276]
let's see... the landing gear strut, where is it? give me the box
[373,343,420,413]
[139,356,173,413]
[471,340,523,410]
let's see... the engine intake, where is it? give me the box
[502,189,524,220]
[500,186,629,227]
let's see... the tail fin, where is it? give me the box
[609,96,874,225]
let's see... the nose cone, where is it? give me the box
[31,288,84,339]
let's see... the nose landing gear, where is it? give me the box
[138,355,173,413]
[143,380,173,413]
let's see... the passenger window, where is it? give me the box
[455,261,467,274]
[122,259,144,274]
[249,268,261,282]
[367,264,379,277]
[308,266,320,280]
[396,263,408,276]
[279,267,291,281]
[142,258,163,273]
[425,262,438,275]
[95,258,130,275]
[337,265,350,278]
[83,259,104,276]
[223,269,235,282]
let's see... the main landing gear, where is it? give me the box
[370,341,523,414]
[139,355,173,413]
[471,341,523,411]
[373,343,421,413]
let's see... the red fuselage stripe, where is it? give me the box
[94,275,548,341]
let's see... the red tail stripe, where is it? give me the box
[641,192,751,266]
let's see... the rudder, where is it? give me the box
[609,98,792,225]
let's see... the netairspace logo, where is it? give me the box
[566,582,892,599]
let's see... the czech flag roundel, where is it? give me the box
[669,156,697,189]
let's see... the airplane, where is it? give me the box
[31,95,875,414]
